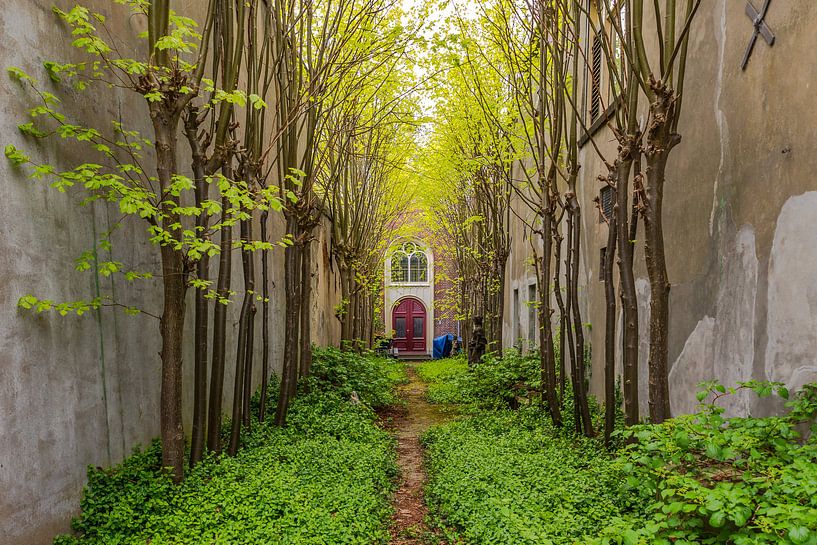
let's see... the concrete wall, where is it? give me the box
[312,217,343,346]
[0,3,340,543]
[503,1,817,417]
[501,186,541,354]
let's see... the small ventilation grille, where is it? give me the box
[590,33,603,122]
[599,185,614,223]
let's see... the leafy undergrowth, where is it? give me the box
[419,356,817,545]
[56,348,404,545]
[587,383,817,545]
[417,351,540,409]
[423,409,634,545]
[416,356,470,405]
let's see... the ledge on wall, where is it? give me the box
[578,101,618,149]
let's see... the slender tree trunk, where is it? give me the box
[242,304,256,426]
[538,217,561,427]
[644,150,672,423]
[339,264,352,346]
[366,291,375,349]
[259,210,271,422]
[276,217,302,427]
[494,259,506,353]
[616,149,640,426]
[241,216,257,428]
[153,115,187,482]
[356,287,366,351]
[299,237,313,378]
[349,288,360,352]
[207,181,233,454]
[564,215,580,432]
[568,203,594,438]
[603,208,618,447]
[643,83,679,423]
[552,230,567,403]
[185,110,209,467]
[287,236,303,403]
[228,214,254,455]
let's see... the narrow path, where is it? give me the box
[386,361,452,545]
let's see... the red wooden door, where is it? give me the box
[392,298,426,353]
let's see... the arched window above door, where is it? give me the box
[390,241,429,283]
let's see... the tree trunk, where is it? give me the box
[153,115,187,482]
[299,237,313,378]
[643,149,672,423]
[538,219,561,427]
[564,214,580,432]
[569,204,594,438]
[339,264,352,346]
[275,217,301,427]
[643,82,679,423]
[185,110,209,468]
[552,230,567,403]
[494,259,506,353]
[259,210,271,422]
[603,208,618,447]
[616,150,640,426]
[207,186,233,454]
[228,215,254,455]
[241,215,257,428]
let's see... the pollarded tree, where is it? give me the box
[628,0,702,423]
[576,0,703,424]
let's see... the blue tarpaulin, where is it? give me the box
[433,334,461,359]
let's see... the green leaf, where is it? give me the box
[789,526,810,544]
[5,145,30,166]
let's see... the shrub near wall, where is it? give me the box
[419,357,817,545]
[56,348,404,545]
[588,383,817,545]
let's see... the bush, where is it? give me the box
[418,350,541,408]
[55,349,404,545]
[422,409,636,545]
[586,382,817,545]
[304,347,407,408]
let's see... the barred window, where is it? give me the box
[599,185,614,222]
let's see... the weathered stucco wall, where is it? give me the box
[504,2,817,418]
[501,185,541,353]
[0,2,340,544]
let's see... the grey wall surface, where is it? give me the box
[503,1,817,418]
[0,2,340,543]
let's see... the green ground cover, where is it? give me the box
[423,409,633,545]
[416,352,540,408]
[419,357,817,545]
[56,348,405,545]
